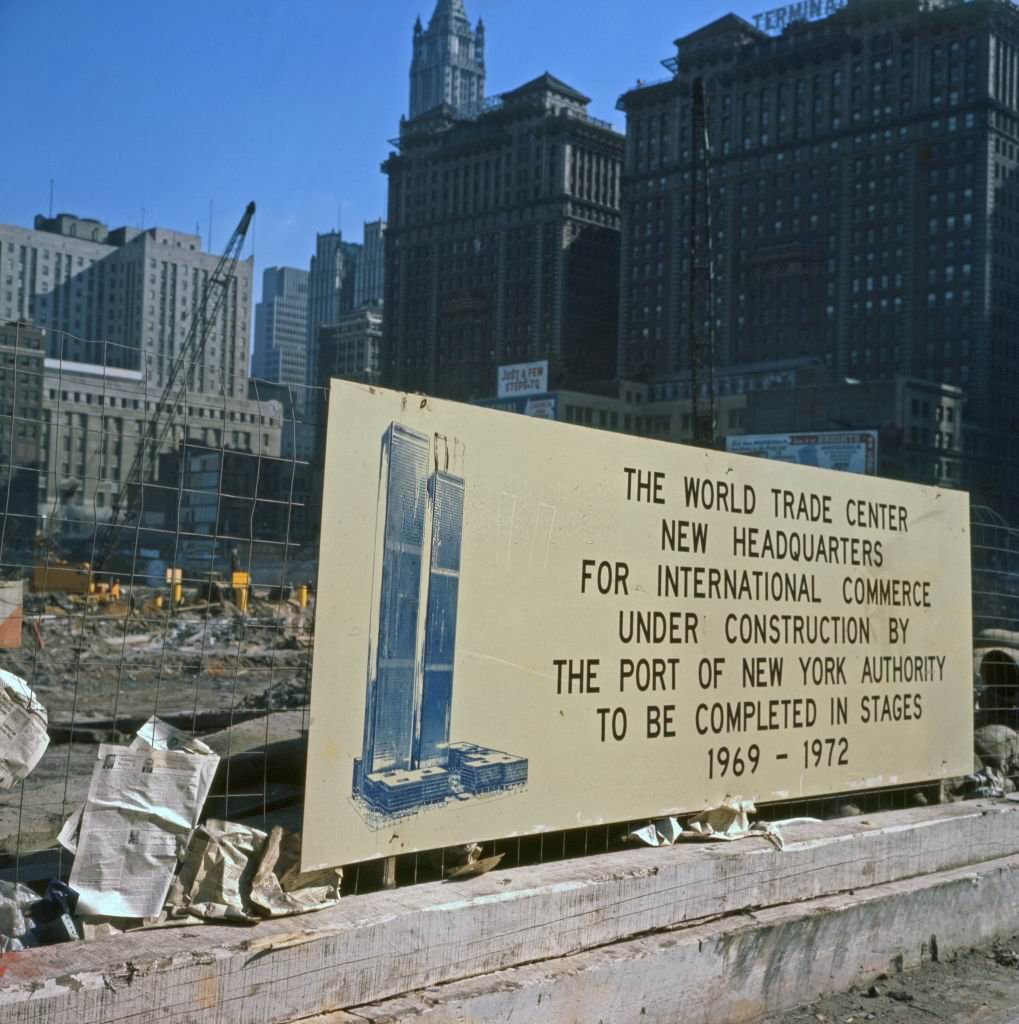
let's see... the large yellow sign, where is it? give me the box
[303,381,972,868]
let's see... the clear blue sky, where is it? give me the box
[0,0,762,304]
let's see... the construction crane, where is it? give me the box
[688,78,717,448]
[92,201,256,574]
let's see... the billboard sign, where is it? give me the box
[477,393,559,420]
[304,381,971,868]
[725,431,878,475]
[497,360,548,398]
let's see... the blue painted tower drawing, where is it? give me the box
[353,422,527,818]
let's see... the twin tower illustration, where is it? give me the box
[353,422,528,819]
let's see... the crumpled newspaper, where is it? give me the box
[952,765,1014,799]
[628,798,821,852]
[167,821,341,922]
[0,667,49,789]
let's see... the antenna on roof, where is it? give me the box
[48,179,54,218]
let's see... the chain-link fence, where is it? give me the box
[0,320,1002,904]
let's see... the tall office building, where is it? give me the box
[354,220,387,309]
[382,73,624,401]
[0,211,280,520]
[252,266,310,386]
[617,0,1019,509]
[305,232,361,390]
[409,0,486,120]
[0,213,251,398]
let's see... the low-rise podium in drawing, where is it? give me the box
[352,422,527,819]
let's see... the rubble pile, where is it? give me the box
[0,581,321,948]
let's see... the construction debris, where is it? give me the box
[0,880,40,952]
[167,820,340,922]
[0,579,22,648]
[628,798,821,852]
[0,667,50,788]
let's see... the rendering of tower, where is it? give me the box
[361,423,431,778]
[417,452,464,768]
[353,422,526,818]
[409,0,485,120]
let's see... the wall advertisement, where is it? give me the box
[725,431,879,476]
[497,359,548,398]
[303,381,972,869]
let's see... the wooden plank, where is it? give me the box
[0,802,1017,1024]
[306,852,1019,1024]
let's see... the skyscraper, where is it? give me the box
[382,73,623,401]
[354,220,386,309]
[617,0,1019,510]
[252,266,309,387]
[305,232,361,391]
[409,0,485,120]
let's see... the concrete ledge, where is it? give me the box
[315,852,1019,1023]
[0,801,1017,1024]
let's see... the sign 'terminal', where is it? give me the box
[752,0,847,33]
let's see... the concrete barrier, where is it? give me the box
[1,801,1018,1024]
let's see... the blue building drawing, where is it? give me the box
[353,422,527,819]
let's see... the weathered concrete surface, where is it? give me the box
[307,853,1019,1023]
[0,802,1017,1024]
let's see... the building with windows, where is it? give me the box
[38,349,282,529]
[409,0,485,120]
[616,0,1019,509]
[252,266,309,388]
[0,321,44,546]
[305,231,361,388]
[0,212,252,398]
[382,72,624,402]
[318,305,383,386]
[480,357,963,488]
[354,220,387,309]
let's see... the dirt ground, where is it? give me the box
[765,936,1019,1023]
[0,588,313,858]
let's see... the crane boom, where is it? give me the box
[689,78,716,448]
[93,201,256,572]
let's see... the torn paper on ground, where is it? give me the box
[0,667,49,789]
[628,799,821,852]
[130,715,214,756]
[68,741,218,918]
[628,817,683,847]
[249,826,341,916]
[57,803,84,855]
[168,822,341,921]
[168,819,266,922]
